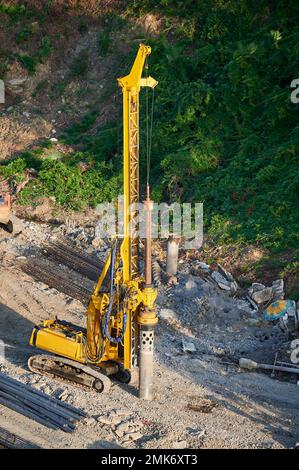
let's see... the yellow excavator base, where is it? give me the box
[30,325,85,363]
[29,320,120,366]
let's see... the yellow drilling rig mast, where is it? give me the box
[28,44,158,400]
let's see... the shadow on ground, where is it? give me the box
[156,320,299,449]
[0,302,34,367]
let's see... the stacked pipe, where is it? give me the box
[0,372,86,432]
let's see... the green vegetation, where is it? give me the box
[98,12,126,57]
[0,146,121,211]
[98,29,110,57]
[17,54,37,74]
[69,49,89,78]
[38,36,53,62]
[32,79,48,97]
[0,1,298,256]
[0,3,26,21]
[129,0,299,251]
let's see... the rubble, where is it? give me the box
[123,431,143,442]
[248,279,285,305]
[0,217,298,448]
[84,417,96,426]
[190,260,238,294]
[186,428,205,438]
[211,271,232,291]
[182,340,196,354]
[272,279,284,300]
[159,308,177,321]
[191,261,210,276]
[251,287,273,304]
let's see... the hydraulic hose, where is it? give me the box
[103,247,127,344]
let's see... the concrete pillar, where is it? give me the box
[166,237,180,275]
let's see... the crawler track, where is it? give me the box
[28,355,112,393]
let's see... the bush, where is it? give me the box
[17,54,37,74]
[69,49,89,78]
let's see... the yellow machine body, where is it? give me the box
[29,45,158,377]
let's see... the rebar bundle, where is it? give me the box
[0,372,87,433]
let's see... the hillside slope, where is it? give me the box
[0,1,298,292]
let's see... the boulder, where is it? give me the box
[182,339,196,353]
[251,287,273,304]
[271,279,284,300]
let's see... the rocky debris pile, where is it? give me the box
[190,261,238,295]
[159,274,248,331]
[248,279,284,305]
[62,226,109,256]
[210,265,239,294]
[246,280,299,334]
[95,410,148,445]
[5,78,27,95]
[156,267,289,362]
[277,300,299,334]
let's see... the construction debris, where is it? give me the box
[239,357,299,375]
[182,340,196,354]
[0,372,86,432]
[278,302,299,333]
[264,300,295,321]
[249,283,273,304]
[248,279,285,305]
[1,217,298,449]
[96,411,146,444]
[191,261,238,294]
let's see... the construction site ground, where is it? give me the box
[0,220,298,449]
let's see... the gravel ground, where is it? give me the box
[0,219,298,449]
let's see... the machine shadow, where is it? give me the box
[156,321,299,449]
[0,302,34,367]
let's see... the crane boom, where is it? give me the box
[118,44,158,371]
[118,44,158,283]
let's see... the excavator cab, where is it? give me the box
[0,193,13,233]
